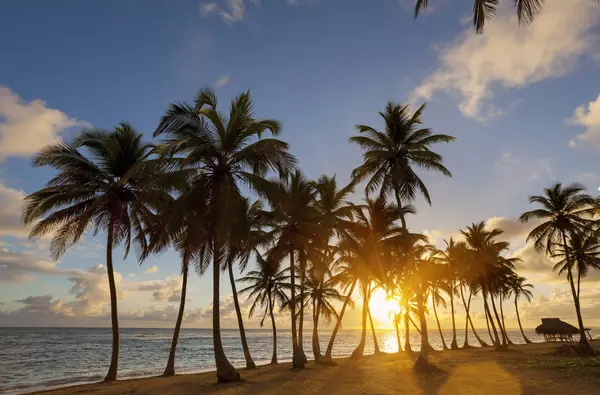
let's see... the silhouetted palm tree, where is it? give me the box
[507,275,534,344]
[238,251,291,364]
[154,87,295,381]
[350,102,454,228]
[145,180,211,377]
[264,170,324,368]
[414,0,598,34]
[520,182,595,354]
[23,124,168,381]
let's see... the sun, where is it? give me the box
[368,288,401,324]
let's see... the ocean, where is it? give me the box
[0,327,544,394]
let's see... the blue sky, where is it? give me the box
[2,0,600,329]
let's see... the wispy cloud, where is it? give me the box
[144,265,159,274]
[215,74,230,87]
[410,0,600,121]
[568,94,600,150]
[200,0,254,24]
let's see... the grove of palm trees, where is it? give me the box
[23,87,600,386]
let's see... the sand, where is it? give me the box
[33,342,600,395]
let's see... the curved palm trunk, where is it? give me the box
[312,297,322,361]
[404,299,412,352]
[460,286,488,347]
[394,189,407,229]
[228,263,256,369]
[489,294,507,347]
[289,247,304,368]
[213,240,240,382]
[413,287,430,370]
[499,296,515,346]
[297,250,307,364]
[324,279,357,360]
[449,285,458,349]
[268,291,278,364]
[432,300,448,351]
[395,316,402,352]
[515,298,532,344]
[483,293,501,347]
[164,260,189,377]
[484,307,494,343]
[104,222,119,382]
[351,285,368,359]
[367,305,381,354]
[561,232,592,353]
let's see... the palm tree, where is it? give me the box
[144,180,211,377]
[414,0,599,34]
[429,268,449,351]
[154,87,295,381]
[23,124,168,381]
[224,198,271,370]
[507,275,534,344]
[436,238,467,349]
[520,182,596,354]
[350,102,454,228]
[238,251,291,364]
[264,170,324,368]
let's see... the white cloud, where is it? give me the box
[411,0,600,120]
[569,94,600,150]
[144,265,159,274]
[126,276,183,303]
[0,182,29,238]
[215,74,230,87]
[0,249,65,283]
[486,216,540,242]
[200,0,251,24]
[0,86,86,158]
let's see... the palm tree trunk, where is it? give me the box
[432,300,449,351]
[297,250,307,363]
[515,298,532,344]
[499,296,515,345]
[164,259,189,377]
[449,284,458,349]
[228,262,256,369]
[289,246,304,368]
[484,304,493,343]
[268,291,278,364]
[351,285,368,358]
[312,297,322,361]
[367,305,381,354]
[489,294,507,347]
[460,286,488,347]
[483,292,501,347]
[213,240,240,382]
[394,189,407,229]
[414,286,430,370]
[324,279,356,360]
[404,299,411,352]
[395,316,402,353]
[561,232,592,353]
[104,221,119,382]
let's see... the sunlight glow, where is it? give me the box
[368,289,401,325]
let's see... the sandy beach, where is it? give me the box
[33,342,600,395]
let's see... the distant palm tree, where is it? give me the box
[436,238,467,349]
[238,251,291,364]
[23,124,168,381]
[145,181,211,377]
[429,268,449,351]
[414,0,599,34]
[520,182,596,354]
[264,170,324,368]
[224,198,272,370]
[507,275,534,344]
[154,87,295,381]
[350,102,454,228]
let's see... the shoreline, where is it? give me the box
[25,341,600,395]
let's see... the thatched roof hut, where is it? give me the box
[535,318,579,342]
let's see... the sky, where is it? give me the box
[2,0,600,332]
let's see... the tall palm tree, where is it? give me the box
[507,275,534,344]
[264,170,324,368]
[145,181,211,377]
[350,102,454,228]
[23,124,168,381]
[436,238,467,349]
[154,87,295,381]
[429,267,449,351]
[414,0,599,34]
[520,182,596,354]
[224,198,271,370]
[238,251,291,364]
